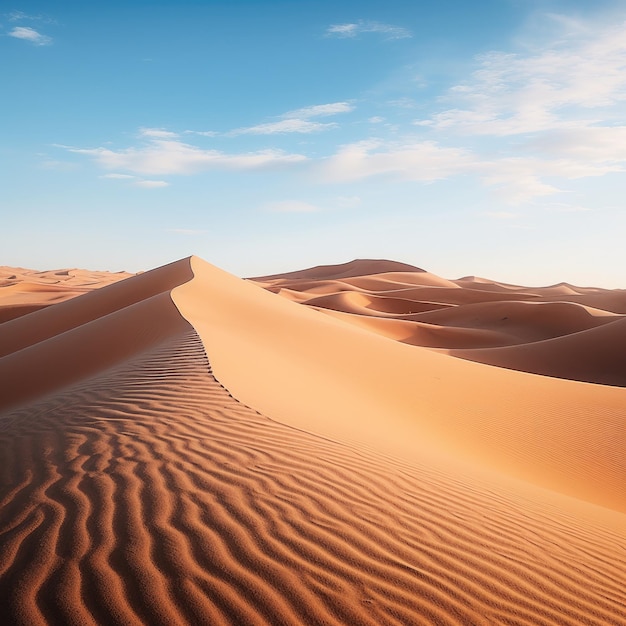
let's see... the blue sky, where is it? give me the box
[2,0,626,286]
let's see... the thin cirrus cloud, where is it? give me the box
[98,172,169,189]
[134,180,169,188]
[231,101,354,135]
[61,129,307,175]
[404,15,626,205]
[318,139,475,183]
[8,26,52,45]
[283,102,355,118]
[231,118,339,135]
[326,21,411,40]
[415,17,626,137]
[99,173,136,180]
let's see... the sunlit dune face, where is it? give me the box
[1,257,625,625]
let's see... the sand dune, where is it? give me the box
[451,315,626,386]
[1,257,625,625]
[0,266,132,323]
[257,260,626,381]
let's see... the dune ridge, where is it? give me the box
[176,257,626,516]
[1,257,625,625]
[253,259,626,385]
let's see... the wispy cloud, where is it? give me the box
[232,119,338,135]
[283,102,354,119]
[319,139,474,183]
[139,128,179,139]
[232,101,354,135]
[62,132,307,175]
[404,14,626,204]
[7,11,54,23]
[183,129,218,137]
[416,16,626,136]
[134,180,169,188]
[326,21,411,40]
[99,173,135,179]
[99,171,168,188]
[8,26,52,45]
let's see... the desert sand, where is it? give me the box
[1,257,624,625]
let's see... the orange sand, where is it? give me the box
[1,257,625,625]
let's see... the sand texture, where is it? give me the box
[1,257,625,625]
[0,266,133,323]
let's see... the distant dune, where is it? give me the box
[255,260,626,385]
[1,258,625,625]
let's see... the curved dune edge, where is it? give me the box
[0,259,195,413]
[172,257,626,521]
[450,316,626,386]
[253,262,626,386]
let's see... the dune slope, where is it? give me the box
[253,261,626,385]
[1,257,625,625]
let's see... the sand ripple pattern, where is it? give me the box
[1,327,625,625]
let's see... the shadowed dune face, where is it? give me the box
[1,257,626,625]
[251,260,626,386]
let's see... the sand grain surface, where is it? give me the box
[1,257,625,625]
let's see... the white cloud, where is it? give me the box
[326,21,411,40]
[100,172,174,189]
[368,116,385,124]
[475,153,622,206]
[319,139,474,182]
[326,23,359,38]
[403,15,626,205]
[284,102,354,119]
[183,130,218,137]
[480,160,560,205]
[8,26,51,45]
[63,134,307,175]
[139,128,179,139]
[525,126,626,163]
[134,180,169,188]
[417,17,626,136]
[8,11,54,23]
[232,119,338,135]
[232,101,354,135]
[100,173,135,179]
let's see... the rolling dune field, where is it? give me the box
[1,257,625,625]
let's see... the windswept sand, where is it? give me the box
[1,257,625,625]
